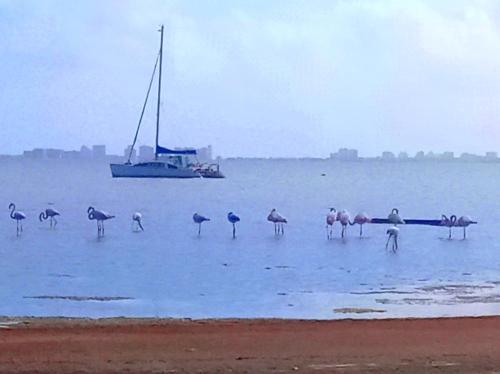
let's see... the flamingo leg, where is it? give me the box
[198,223,201,236]
[232,223,236,239]
[360,225,363,237]
[281,223,284,235]
[448,227,452,240]
[394,236,398,251]
[385,235,391,250]
[463,227,466,239]
[341,225,345,238]
[53,217,57,228]
[20,221,23,232]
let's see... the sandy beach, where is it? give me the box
[0,316,499,373]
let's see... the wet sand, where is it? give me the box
[0,316,499,373]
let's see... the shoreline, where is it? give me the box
[1,315,500,373]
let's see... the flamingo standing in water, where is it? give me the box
[456,215,475,239]
[440,214,456,239]
[268,209,287,235]
[326,208,337,240]
[337,210,351,238]
[9,203,26,235]
[227,212,240,238]
[87,206,115,236]
[350,212,371,237]
[39,208,60,228]
[388,208,405,225]
[386,226,399,252]
[132,212,144,231]
[193,213,210,236]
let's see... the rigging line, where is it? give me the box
[126,51,161,164]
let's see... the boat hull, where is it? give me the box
[110,164,201,178]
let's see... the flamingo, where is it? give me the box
[39,208,60,228]
[227,212,240,238]
[350,212,371,237]
[326,208,337,240]
[388,208,405,225]
[337,210,351,238]
[386,226,399,252]
[87,206,114,236]
[132,212,144,231]
[9,203,26,235]
[456,215,475,239]
[193,213,210,236]
[440,214,456,239]
[268,209,287,235]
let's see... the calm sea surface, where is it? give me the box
[0,159,498,319]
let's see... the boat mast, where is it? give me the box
[155,24,164,160]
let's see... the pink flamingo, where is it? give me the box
[440,214,456,239]
[268,209,287,235]
[337,210,351,238]
[326,208,337,239]
[350,212,371,237]
[456,215,475,239]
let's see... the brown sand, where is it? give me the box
[0,316,499,373]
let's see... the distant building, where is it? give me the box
[460,152,480,161]
[425,151,436,160]
[415,151,425,160]
[63,150,80,160]
[398,152,409,160]
[139,145,154,161]
[80,145,92,159]
[381,151,396,161]
[196,145,213,163]
[92,145,106,159]
[330,148,359,161]
[485,151,498,161]
[46,148,64,159]
[441,151,454,160]
[124,145,137,163]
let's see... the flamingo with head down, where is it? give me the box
[39,208,60,228]
[268,209,287,235]
[350,212,371,237]
[386,226,399,252]
[326,208,337,240]
[337,210,350,238]
[132,212,144,231]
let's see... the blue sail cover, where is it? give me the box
[156,145,197,155]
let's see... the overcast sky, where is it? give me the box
[1,0,500,157]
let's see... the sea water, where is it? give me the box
[0,158,498,319]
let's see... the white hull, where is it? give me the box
[110,163,200,178]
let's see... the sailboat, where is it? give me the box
[110,25,223,178]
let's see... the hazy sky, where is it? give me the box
[1,0,500,157]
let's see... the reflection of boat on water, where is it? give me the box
[110,25,224,179]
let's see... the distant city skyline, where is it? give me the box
[5,144,498,163]
[2,1,500,157]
